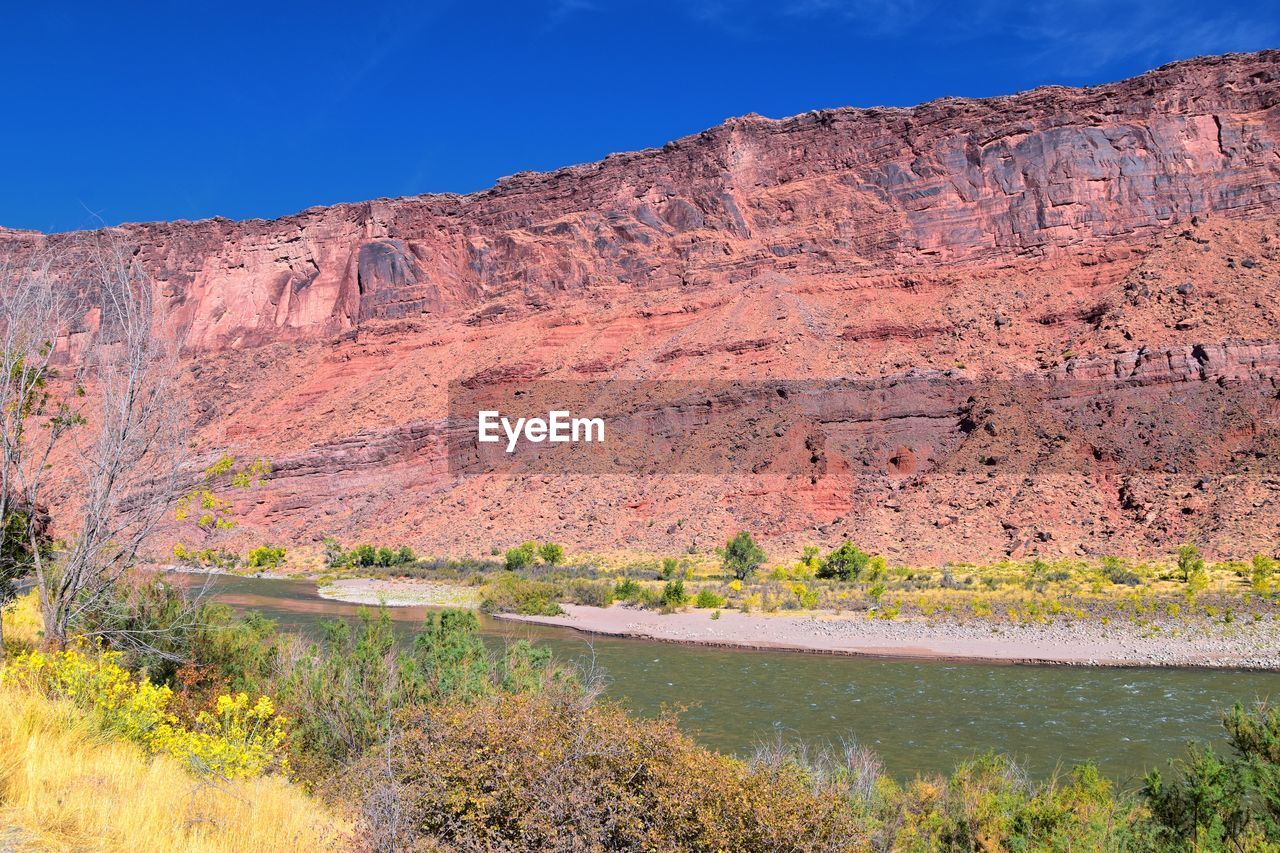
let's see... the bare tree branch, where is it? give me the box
[0,234,190,653]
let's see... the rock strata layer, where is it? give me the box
[4,50,1280,561]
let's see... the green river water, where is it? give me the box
[197,574,1280,783]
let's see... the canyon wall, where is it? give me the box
[3,50,1280,561]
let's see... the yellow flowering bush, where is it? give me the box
[1,646,288,779]
[152,691,289,778]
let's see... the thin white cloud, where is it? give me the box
[679,0,1276,74]
[547,0,599,26]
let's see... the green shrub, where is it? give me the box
[245,545,286,570]
[660,580,687,607]
[879,754,1128,850]
[565,579,614,608]
[613,578,642,601]
[1101,556,1141,586]
[660,557,679,579]
[276,607,552,776]
[1251,554,1275,593]
[817,541,870,581]
[1141,702,1280,848]
[505,542,538,571]
[538,542,565,566]
[480,573,563,616]
[694,588,725,609]
[635,587,663,609]
[328,542,418,570]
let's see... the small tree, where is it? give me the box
[1176,544,1205,583]
[720,531,765,581]
[816,541,871,582]
[661,579,687,607]
[538,542,564,566]
[323,538,347,569]
[0,238,189,650]
[800,545,821,569]
[172,453,270,567]
[1250,554,1275,593]
[505,542,537,571]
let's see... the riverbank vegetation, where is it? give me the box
[7,585,1280,849]
[342,533,1280,634]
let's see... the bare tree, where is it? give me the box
[0,234,188,652]
[0,248,68,657]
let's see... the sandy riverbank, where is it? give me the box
[494,604,1280,669]
[316,577,482,608]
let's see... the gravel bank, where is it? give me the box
[495,604,1280,669]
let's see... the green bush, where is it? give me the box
[326,542,418,570]
[480,573,563,616]
[660,579,687,607]
[614,578,642,601]
[276,607,552,776]
[694,588,725,609]
[1101,556,1141,586]
[565,579,614,608]
[1142,702,1280,847]
[816,541,870,581]
[538,542,565,566]
[505,542,538,571]
[1251,554,1275,592]
[245,545,286,569]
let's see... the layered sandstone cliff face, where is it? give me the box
[4,50,1280,562]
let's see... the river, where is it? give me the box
[196,573,1280,783]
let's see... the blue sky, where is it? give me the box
[3,0,1275,233]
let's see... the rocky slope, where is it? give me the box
[4,50,1280,563]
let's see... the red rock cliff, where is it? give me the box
[4,50,1280,562]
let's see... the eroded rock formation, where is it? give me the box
[4,50,1280,561]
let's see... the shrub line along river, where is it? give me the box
[193,573,1280,782]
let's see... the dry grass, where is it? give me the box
[0,683,351,852]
